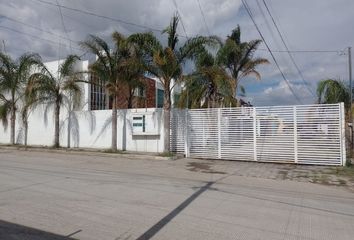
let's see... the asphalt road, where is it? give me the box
[0,149,354,240]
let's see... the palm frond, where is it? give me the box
[80,35,112,74]
[162,13,179,50]
[317,79,350,109]
[59,54,80,78]
[178,36,219,63]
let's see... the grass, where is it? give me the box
[102,149,124,154]
[158,152,175,158]
[331,166,354,179]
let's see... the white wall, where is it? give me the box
[43,59,90,111]
[0,58,167,152]
[0,106,165,153]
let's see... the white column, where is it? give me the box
[293,106,298,164]
[340,102,346,166]
[217,108,221,159]
[253,108,257,161]
[184,109,190,158]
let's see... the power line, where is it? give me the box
[31,0,184,37]
[196,0,211,35]
[55,0,73,53]
[261,0,316,97]
[241,0,303,104]
[257,48,345,53]
[0,15,77,45]
[0,25,83,53]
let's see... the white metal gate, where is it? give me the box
[171,103,346,166]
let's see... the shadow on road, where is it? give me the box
[136,181,214,240]
[0,220,79,240]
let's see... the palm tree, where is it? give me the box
[178,48,234,108]
[129,14,218,152]
[317,78,350,109]
[0,52,42,144]
[118,42,145,109]
[28,55,82,148]
[216,25,269,104]
[80,32,142,151]
[20,86,38,148]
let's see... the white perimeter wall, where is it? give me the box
[0,107,165,153]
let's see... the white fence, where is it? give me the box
[171,103,346,166]
[0,107,165,153]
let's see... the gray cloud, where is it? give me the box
[0,0,353,106]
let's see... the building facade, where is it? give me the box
[43,57,179,112]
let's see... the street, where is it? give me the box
[0,149,353,240]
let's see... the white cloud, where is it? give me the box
[251,81,315,106]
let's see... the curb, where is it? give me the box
[0,145,183,161]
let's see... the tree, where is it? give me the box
[118,41,145,109]
[129,14,218,152]
[28,55,82,148]
[317,78,350,109]
[80,32,142,151]
[0,52,42,144]
[20,85,38,148]
[216,25,269,104]
[178,48,234,108]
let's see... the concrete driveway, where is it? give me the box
[0,149,354,240]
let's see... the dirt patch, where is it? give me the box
[186,162,226,174]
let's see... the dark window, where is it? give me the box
[173,93,180,107]
[157,89,164,108]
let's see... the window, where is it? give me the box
[134,86,146,98]
[90,74,106,110]
[173,93,180,107]
[157,89,164,108]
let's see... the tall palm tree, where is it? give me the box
[0,52,42,144]
[317,78,350,109]
[178,48,234,108]
[28,55,82,148]
[80,32,142,151]
[129,14,218,152]
[217,25,269,104]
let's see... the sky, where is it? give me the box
[0,0,353,106]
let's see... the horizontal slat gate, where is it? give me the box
[170,103,345,166]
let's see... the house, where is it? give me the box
[43,57,180,111]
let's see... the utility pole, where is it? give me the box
[349,47,352,108]
[349,47,353,151]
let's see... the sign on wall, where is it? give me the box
[131,112,159,135]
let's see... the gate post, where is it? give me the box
[218,108,221,159]
[253,108,257,161]
[184,109,190,158]
[340,102,346,166]
[293,106,298,163]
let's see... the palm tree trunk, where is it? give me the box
[54,102,60,148]
[10,105,16,145]
[163,88,171,153]
[24,118,28,150]
[127,94,133,109]
[111,95,118,151]
[67,93,72,148]
[127,87,133,109]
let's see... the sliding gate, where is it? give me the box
[171,103,346,166]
